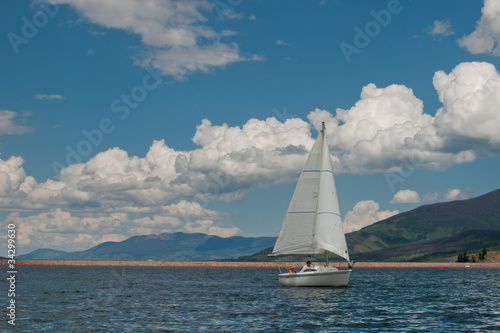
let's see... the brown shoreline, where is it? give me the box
[2,259,499,268]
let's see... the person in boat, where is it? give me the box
[303,261,316,272]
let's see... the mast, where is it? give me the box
[320,123,330,267]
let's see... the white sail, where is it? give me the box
[271,125,349,262]
[313,128,350,261]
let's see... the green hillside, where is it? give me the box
[346,189,500,255]
[352,229,500,262]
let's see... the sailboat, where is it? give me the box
[269,122,352,287]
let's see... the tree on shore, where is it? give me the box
[457,250,469,263]
[478,247,487,261]
[457,248,488,262]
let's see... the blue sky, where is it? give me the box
[1,0,500,254]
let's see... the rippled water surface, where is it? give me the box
[4,266,499,332]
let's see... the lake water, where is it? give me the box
[3,266,499,332]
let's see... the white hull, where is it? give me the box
[279,266,351,287]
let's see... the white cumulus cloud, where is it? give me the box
[46,0,258,79]
[0,117,315,213]
[434,61,500,153]
[444,188,465,201]
[390,189,421,204]
[34,94,64,100]
[458,0,500,55]
[390,188,467,205]
[428,20,454,37]
[422,188,467,202]
[307,61,500,175]
[0,117,313,252]
[0,111,33,135]
[343,200,398,233]
[7,203,239,254]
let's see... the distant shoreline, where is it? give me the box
[2,259,499,268]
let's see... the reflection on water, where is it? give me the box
[3,266,499,332]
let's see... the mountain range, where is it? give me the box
[19,232,276,261]
[20,189,500,262]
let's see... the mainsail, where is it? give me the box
[270,123,349,262]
